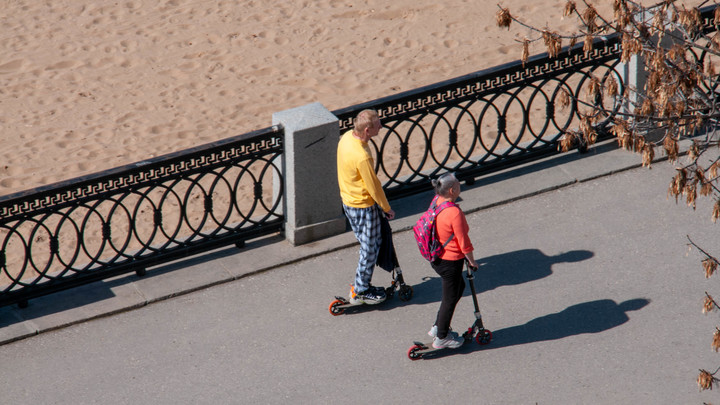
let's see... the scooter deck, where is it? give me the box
[407,339,467,360]
[407,328,492,360]
[328,284,413,316]
[328,296,381,315]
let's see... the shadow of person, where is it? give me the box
[476,298,650,351]
[404,249,594,306]
[475,249,594,294]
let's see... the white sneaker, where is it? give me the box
[428,325,460,339]
[432,335,464,349]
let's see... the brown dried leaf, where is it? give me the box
[621,32,642,63]
[703,295,715,313]
[579,116,597,146]
[496,7,512,29]
[642,144,655,167]
[700,179,713,197]
[713,199,720,223]
[605,76,618,97]
[583,5,598,34]
[585,129,597,146]
[647,71,660,95]
[621,133,633,150]
[689,141,700,161]
[664,136,679,162]
[564,1,576,17]
[633,134,645,153]
[583,34,593,55]
[668,168,687,201]
[542,30,562,58]
[587,75,601,99]
[558,88,571,110]
[704,259,718,279]
[613,0,623,12]
[679,6,702,36]
[685,182,697,209]
[559,131,578,152]
[653,6,666,33]
[713,328,720,352]
[610,121,628,142]
[660,100,673,118]
[698,369,716,391]
[668,44,685,62]
[709,162,720,180]
[521,38,529,66]
[639,98,654,116]
[615,14,626,31]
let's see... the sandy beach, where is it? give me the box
[0,0,695,197]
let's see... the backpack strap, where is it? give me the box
[441,232,455,248]
[433,198,457,247]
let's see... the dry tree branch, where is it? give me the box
[688,235,720,278]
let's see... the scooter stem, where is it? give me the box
[465,263,482,320]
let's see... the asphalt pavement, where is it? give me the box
[1,139,718,404]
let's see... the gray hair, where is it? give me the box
[432,173,458,197]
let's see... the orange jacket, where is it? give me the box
[435,200,473,261]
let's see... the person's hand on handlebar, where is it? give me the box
[465,254,478,272]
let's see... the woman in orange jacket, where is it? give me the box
[427,172,478,349]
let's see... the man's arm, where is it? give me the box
[357,158,391,214]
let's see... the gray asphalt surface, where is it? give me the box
[1,140,718,404]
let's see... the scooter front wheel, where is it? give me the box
[329,299,346,316]
[398,285,413,301]
[407,344,424,360]
[475,329,492,345]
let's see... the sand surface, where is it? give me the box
[0,0,695,197]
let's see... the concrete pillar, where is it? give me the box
[622,52,647,112]
[620,11,677,143]
[272,102,346,245]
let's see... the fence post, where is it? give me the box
[621,12,678,143]
[273,102,346,245]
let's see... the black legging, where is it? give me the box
[431,258,465,339]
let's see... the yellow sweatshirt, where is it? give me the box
[336,130,391,212]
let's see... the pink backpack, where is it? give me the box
[413,195,457,262]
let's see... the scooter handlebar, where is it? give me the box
[465,260,478,273]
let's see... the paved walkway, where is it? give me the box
[1,139,717,403]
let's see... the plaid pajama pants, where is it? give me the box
[343,204,382,293]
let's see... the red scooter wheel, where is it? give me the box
[475,329,492,345]
[407,344,424,360]
[329,299,345,316]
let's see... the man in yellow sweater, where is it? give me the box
[337,109,395,305]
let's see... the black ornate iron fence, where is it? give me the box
[333,35,625,200]
[0,126,283,308]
